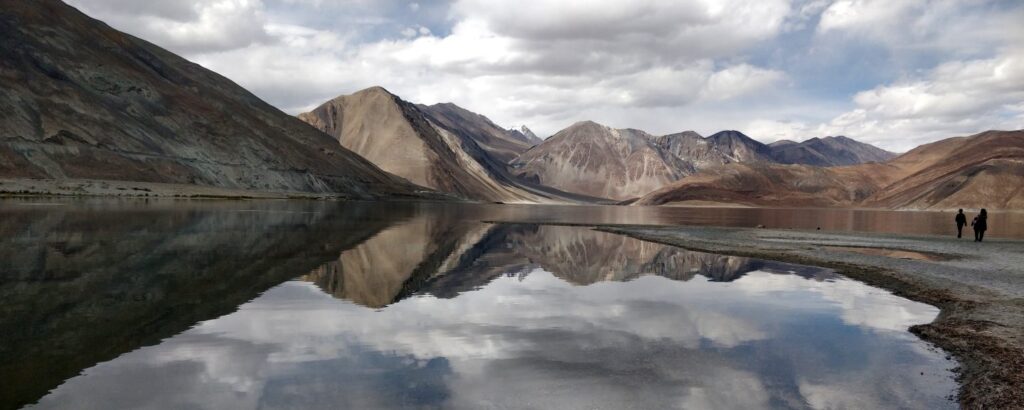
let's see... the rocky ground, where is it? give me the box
[590,224,1024,409]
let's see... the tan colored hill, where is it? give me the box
[0,0,424,199]
[298,87,590,203]
[865,130,1024,209]
[637,130,1024,210]
[510,121,683,200]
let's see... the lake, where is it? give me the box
[0,199,957,409]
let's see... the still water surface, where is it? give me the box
[0,200,957,409]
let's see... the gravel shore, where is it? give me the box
[594,225,1023,409]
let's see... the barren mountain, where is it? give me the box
[299,87,591,203]
[299,87,533,202]
[634,162,894,207]
[866,130,1024,209]
[653,130,774,172]
[637,130,1024,210]
[0,0,424,199]
[417,102,535,163]
[510,121,683,200]
[512,125,543,145]
[511,125,780,200]
[769,136,897,166]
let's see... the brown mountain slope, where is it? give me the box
[512,125,782,201]
[634,162,894,207]
[866,130,1024,209]
[298,87,596,203]
[0,0,423,199]
[298,87,543,202]
[417,102,535,163]
[510,121,683,200]
[637,130,1024,210]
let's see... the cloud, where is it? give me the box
[814,49,1024,151]
[63,0,1024,148]
[68,0,273,53]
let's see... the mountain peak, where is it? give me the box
[353,85,396,98]
[569,120,606,129]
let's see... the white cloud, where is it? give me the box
[63,0,1024,147]
[68,0,272,53]
[814,49,1024,150]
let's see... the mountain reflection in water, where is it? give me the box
[0,199,956,410]
[301,222,835,308]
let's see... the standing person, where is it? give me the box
[955,209,967,238]
[973,209,988,242]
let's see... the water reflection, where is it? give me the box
[301,223,837,309]
[0,200,956,409]
[0,200,413,408]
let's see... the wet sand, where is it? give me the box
[589,224,1024,409]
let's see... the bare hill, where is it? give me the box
[0,0,423,199]
[637,130,1024,210]
[769,136,897,167]
[299,87,591,203]
[510,121,682,200]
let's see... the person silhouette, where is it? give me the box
[972,209,988,242]
[955,209,967,238]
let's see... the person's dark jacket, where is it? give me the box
[956,213,967,226]
[975,214,988,231]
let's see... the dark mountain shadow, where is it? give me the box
[0,200,412,409]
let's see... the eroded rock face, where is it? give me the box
[510,123,781,201]
[509,121,681,200]
[0,0,422,199]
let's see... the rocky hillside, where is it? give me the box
[0,0,424,199]
[769,136,897,166]
[511,125,543,145]
[510,121,683,200]
[866,130,1024,209]
[634,162,897,207]
[417,102,535,163]
[298,87,590,203]
[637,130,1024,210]
[511,124,782,200]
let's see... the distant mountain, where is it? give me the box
[512,125,543,145]
[654,130,774,172]
[510,124,777,200]
[298,87,593,203]
[417,102,534,163]
[769,136,897,167]
[510,121,683,200]
[0,0,424,199]
[633,162,895,207]
[636,130,1024,210]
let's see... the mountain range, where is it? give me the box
[297,87,594,203]
[636,130,1024,209]
[1,0,1022,210]
[509,122,895,201]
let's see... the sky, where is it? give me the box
[64,0,1024,151]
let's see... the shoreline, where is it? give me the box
[580,224,1023,409]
